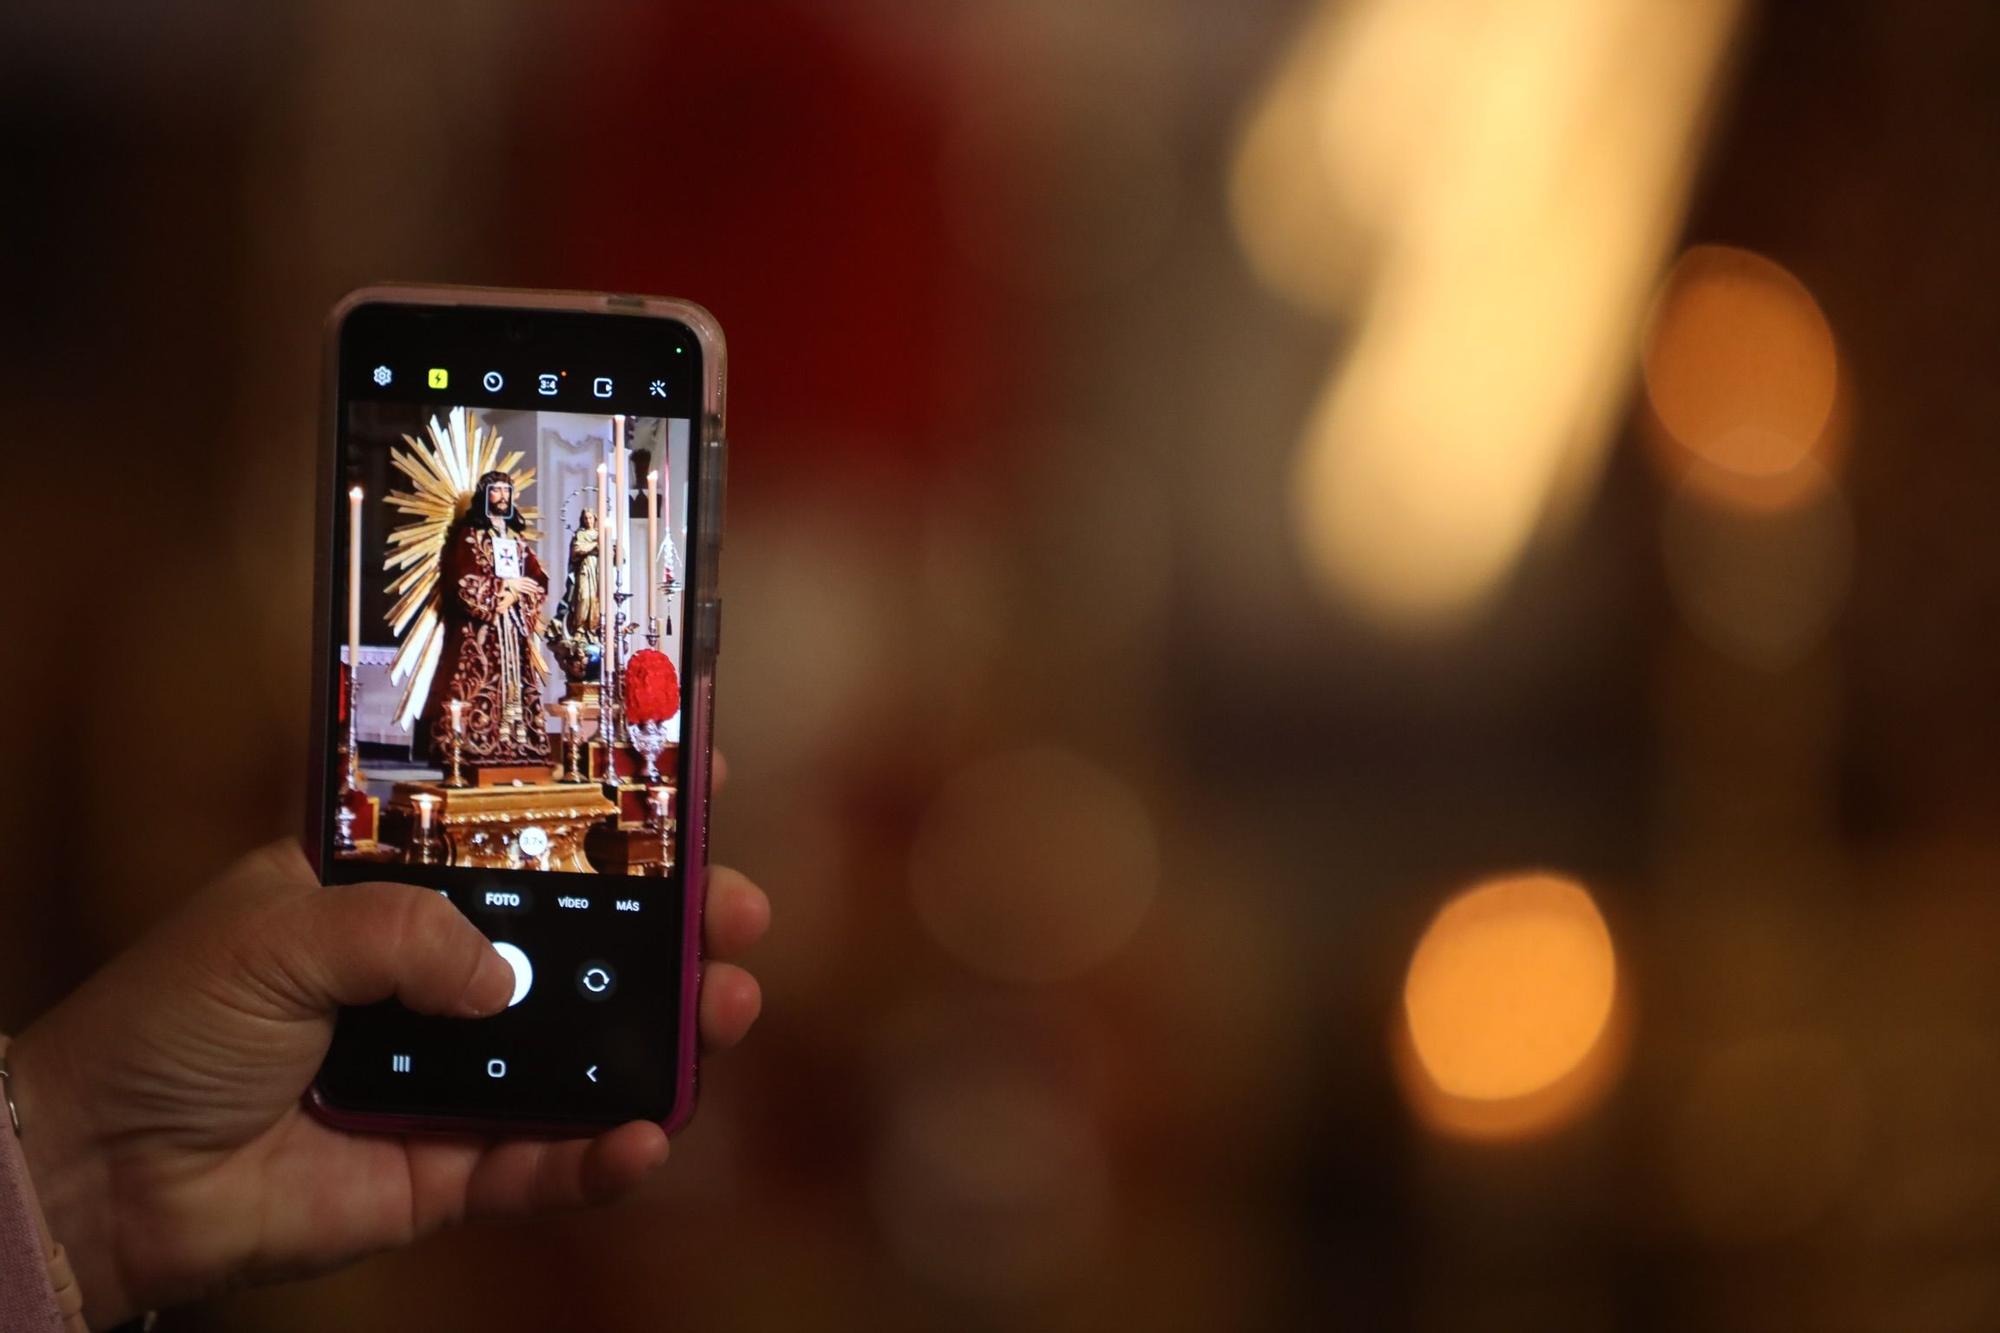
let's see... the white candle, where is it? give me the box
[347,486,363,680]
[659,443,672,643]
[613,417,629,597]
[563,698,580,735]
[448,698,465,734]
[414,792,436,831]
[598,461,613,694]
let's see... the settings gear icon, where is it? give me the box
[372,365,393,387]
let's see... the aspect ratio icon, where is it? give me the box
[481,370,504,392]
[538,373,560,396]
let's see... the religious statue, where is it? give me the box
[380,408,545,744]
[423,470,552,764]
[562,508,603,640]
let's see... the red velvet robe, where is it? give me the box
[425,523,551,765]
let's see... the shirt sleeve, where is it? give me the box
[0,1040,81,1331]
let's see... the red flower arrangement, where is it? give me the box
[624,648,681,724]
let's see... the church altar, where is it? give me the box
[331,405,685,878]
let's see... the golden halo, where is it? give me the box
[380,407,541,729]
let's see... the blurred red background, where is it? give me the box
[3,1,1998,1329]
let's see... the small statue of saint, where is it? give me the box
[562,508,603,640]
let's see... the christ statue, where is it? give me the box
[425,470,552,765]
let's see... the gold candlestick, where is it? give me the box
[561,700,585,783]
[646,785,675,878]
[411,792,440,864]
[443,699,470,788]
[335,657,374,852]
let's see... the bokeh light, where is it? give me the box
[1227,4,1367,314]
[909,747,1157,984]
[1239,0,1746,630]
[1642,244,1844,507]
[1399,873,1622,1138]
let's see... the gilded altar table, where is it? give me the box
[385,780,618,872]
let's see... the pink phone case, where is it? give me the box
[303,284,727,1138]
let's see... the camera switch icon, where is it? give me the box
[576,961,616,1001]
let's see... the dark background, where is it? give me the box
[3,1,1997,1329]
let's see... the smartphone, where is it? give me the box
[305,285,726,1135]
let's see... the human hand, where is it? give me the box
[6,840,768,1326]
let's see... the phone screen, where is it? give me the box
[314,298,714,1128]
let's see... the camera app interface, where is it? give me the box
[330,365,692,880]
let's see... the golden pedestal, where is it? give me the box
[386,781,618,872]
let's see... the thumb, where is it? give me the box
[246,882,516,1019]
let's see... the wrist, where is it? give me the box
[7,1024,134,1328]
